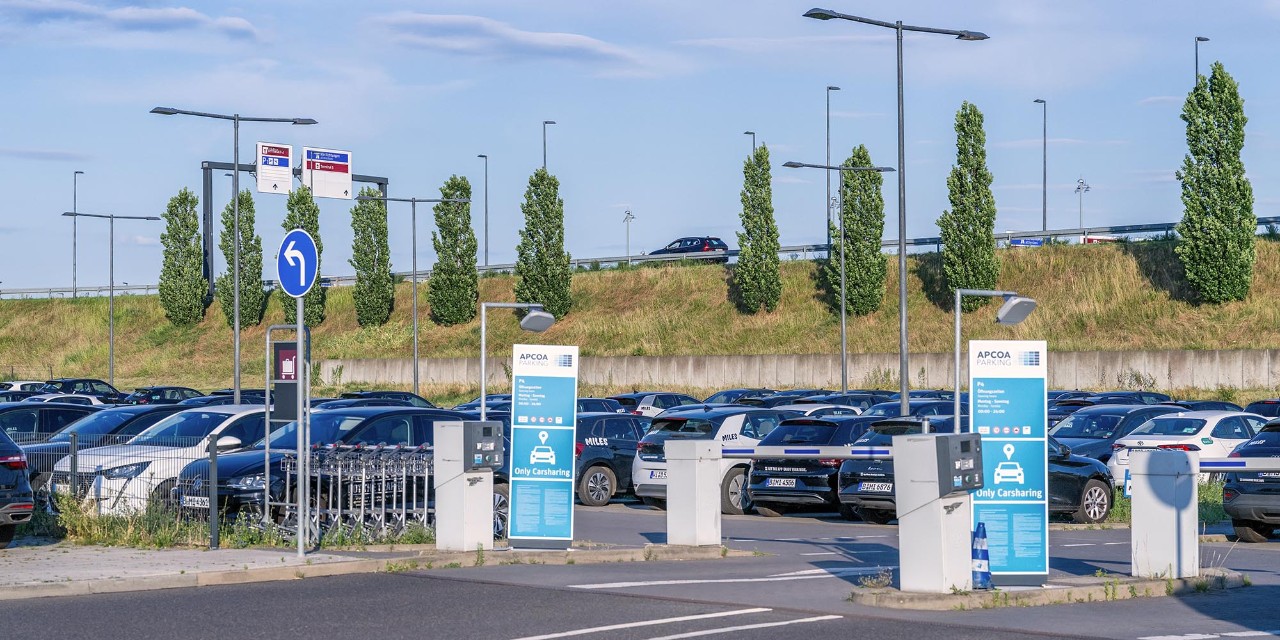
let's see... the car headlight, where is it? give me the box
[227,474,266,490]
[101,462,151,479]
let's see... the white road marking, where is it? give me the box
[1061,543,1095,547]
[509,608,772,640]
[1137,632,1280,639]
[571,567,893,589]
[800,552,839,556]
[644,615,843,640]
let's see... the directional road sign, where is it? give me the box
[301,147,353,199]
[276,229,319,298]
[256,142,293,194]
[1010,238,1043,247]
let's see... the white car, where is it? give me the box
[23,394,108,406]
[632,408,791,515]
[771,403,862,418]
[0,381,45,392]
[1107,410,1265,485]
[530,446,556,465]
[993,461,1025,485]
[52,405,266,514]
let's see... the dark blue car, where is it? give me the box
[573,412,651,506]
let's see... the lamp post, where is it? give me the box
[953,290,1037,432]
[150,106,316,404]
[804,7,988,415]
[623,209,635,265]
[743,130,756,154]
[542,121,556,170]
[1033,99,1047,232]
[479,302,556,420]
[1075,177,1091,237]
[826,86,841,251]
[61,212,160,386]
[356,195,470,396]
[72,170,84,298]
[1195,36,1210,80]
[784,161,896,394]
[477,154,489,266]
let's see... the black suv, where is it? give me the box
[649,237,729,257]
[746,416,870,515]
[0,429,34,548]
[341,390,437,408]
[574,412,651,506]
[39,378,123,403]
[123,386,204,405]
[0,402,101,445]
[1222,422,1280,542]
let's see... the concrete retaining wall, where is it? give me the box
[317,349,1280,392]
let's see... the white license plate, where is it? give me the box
[858,482,893,493]
[766,478,796,488]
[52,483,68,496]
[649,470,667,480]
[181,495,210,509]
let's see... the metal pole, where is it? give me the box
[482,156,489,266]
[209,438,219,549]
[108,216,114,386]
[296,295,305,557]
[954,289,962,434]
[896,21,909,414]
[73,171,81,299]
[480,304,488,421]
[232,114,242,405]
[826,89,832,252]
[1195,38,1199,80]
[625,211,631,265]
[542,123,548,170]
[1040,101,1047,232]
[411,199,419,396]
[838,170,847,394]
[263,330,271,525]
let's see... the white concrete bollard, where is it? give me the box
[665,440,722,546]
[1130,449,1199,579]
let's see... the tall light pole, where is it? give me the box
[61,212,160,386]
[1195,36,1210,80]
[477,154,489,266]
[542,121,556,170]
[150,106,317,404]
[1034,99,1047,232]
[826,86,841,251]
[953,290,1036,432]
[72,170,84,298]
[479,302,555,420]
[804,8,988,414]
[623,209,635,265]
[784,161,896,394]
[356,195,470,395]
[1075,177,1091,236]
[743,130,756,154]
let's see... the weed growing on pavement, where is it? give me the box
[1108,490,1131,524]
[857,568,893,589]
[384,560,421,573]
[474,544,486,567]
[1242,574,1253,587]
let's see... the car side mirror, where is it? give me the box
[1056,444,1071,458]
[215,435,243,451]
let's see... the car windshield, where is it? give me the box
[760,423,837,445]
[47,411,131,442]
[39,383,64,393]
[853,425,921,447]
[130,411,230,447]
[255,412,371,449]
[649,418,715,437]
[1049,413,1124,439]
[704,391,738,404]
[862,403,898,417]
[1130,417,1207,437]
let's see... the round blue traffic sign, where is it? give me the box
[276,229,319,298]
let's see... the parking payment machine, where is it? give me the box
[895,433,984,593]
[436,421,504,552]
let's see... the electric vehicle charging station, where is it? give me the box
[436,421,505,552]
[894,432,985,593]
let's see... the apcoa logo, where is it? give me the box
[976,350,1013,366]
[519,353,548,361]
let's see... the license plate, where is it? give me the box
[858,482,893,493]
[650,470,667,480]
[52,483,68,496]
[181,495,210,509]
[766,478,796,488]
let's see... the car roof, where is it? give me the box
[1147,410,1244,419]
[100,404,185,415]
[1071,404,1159,414]
[576,411,630,420]
[652,407,779,419]
[318,407,467,418]
[610,392,665,399]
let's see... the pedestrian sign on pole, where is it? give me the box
[301,147,353,199]
[276,229,319,298]
[256,143,293,194]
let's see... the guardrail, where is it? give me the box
[5,216,1277,299]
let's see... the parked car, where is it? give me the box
[746,416,871,516]
[39,378,123,403]
[313,397,412,411]
[178,394,268,407]
[0,391,42,402]
[1107,411,1265,485]
[574,412,651,506]
[1243,399,1280,418]
[0,402,101,445]
[794,392,893,411]
[1,381,47,392]
[1081,391,1172,405]
[454,394,512,410]
[649,236,729,257]
[838,420,1114,524]
[123,386,204,405]
[633,407,797,514]
[0,429,34,548]
[23,393,109,406]
[770,404,862,418]
[609,392,702,417]
[340,390,437,408]
[887,390,956,401]
[577,398,625,414]
[1049,404,1184,463]
[52,405,266,514]
[21,404,187,493]
[826,400,968,440]
[737,390,836,408]
[1161,400,1243,412]
[1222,422,1280,542]
[1048,390,1091,402]
[703,388,775,405]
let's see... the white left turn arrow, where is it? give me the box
[284,240,305,287]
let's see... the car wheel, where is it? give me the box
[837,504,858,521]
[856,508,895,525]
[577,466,615,507]
[150,480,177,512]
[493,483,509,540]
[1233,519,1272,543]
[755,504,790,518]
[640,496,666,510]
[1074,479,1112,524]
[720,467,753,515]
[0,524,14,549]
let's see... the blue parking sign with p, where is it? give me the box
[277,229,319,298]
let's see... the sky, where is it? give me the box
[1,0,1279,290]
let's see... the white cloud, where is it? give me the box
[0,1,257,40]
[677,33,889,54]
[773,176,811,185]
[1126,169,1179,184]
[126,235,160,247]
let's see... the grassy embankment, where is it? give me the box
[3,239,1280,403]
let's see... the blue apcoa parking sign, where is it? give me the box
[276,229,319,298]
[508,344,579,549]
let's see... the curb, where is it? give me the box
[848,568,1246,611]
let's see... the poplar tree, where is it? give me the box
[820,145,886,316]
[349,187,394,326]
[215,189,266,327]
[514,168,572,319]
[279,185,326,325]
[428,175,478,325]
[158,188,208,326]
[733,144,782,313]
[938,101,999,312]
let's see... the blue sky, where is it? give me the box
[2,0,1278,289]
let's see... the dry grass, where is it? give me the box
[5,240,1280,391]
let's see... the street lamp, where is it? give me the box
[356,195,470,396]
[1033,99,1047,232]
[1195,36,1210,80]
[1075,177,1091,237]
[542,121,556,170]
[953,289,1037,432]
[477,154,489,266]
[61,211,160,386]
[623,209,635,265]
[150,106,316,404]
[479,302,555,420]
[826,86,841,251]
[72,170,84,298]
[804,7,988,415]
[784,161,896,394]
[743,130,756,153]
